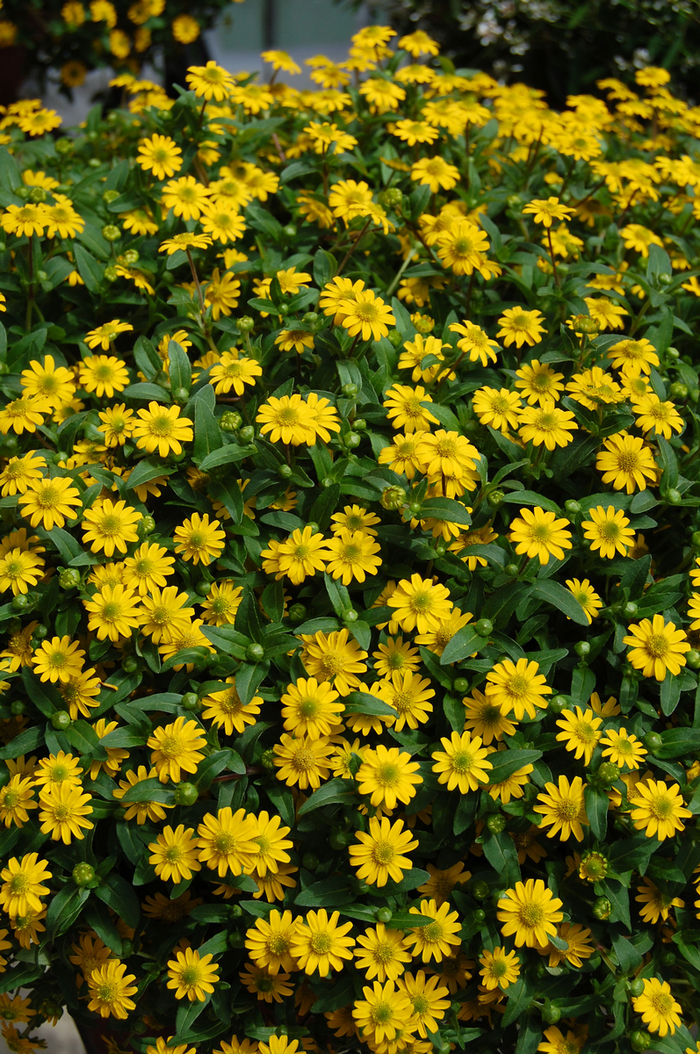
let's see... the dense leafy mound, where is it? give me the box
[0,28,698,1054]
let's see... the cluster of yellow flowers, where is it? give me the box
[0,21,699,1054]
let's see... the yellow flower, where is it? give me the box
[522,197,575,227]
[131,402,193,457]
[581,505,635,558]
[291,908,355,976]
[167,946,220,1001]
[497,307,546,347]
[357,746,422,810]
[632,977,682,1036]
[349,816,418,887]
[629,779,692,840]
[517,400,578,449]
[38,782,93,843]
[485,657,552,720]
[137,134,183,179]
[623,614,690,680]
[404,899,461,963]
[87,960,138,1019]
[508,507,573,565]
[534,775,590,841]
[565,578,603,624]
[148,824,202,882]
[497,879,563,949]
[431,731,492,792]
[479,947,520,990]
[173,512,225,566]
[148,717,206,783]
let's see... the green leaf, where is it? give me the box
[168,340,191,392]
[482,830,521,885]
[584,785,609,841]
[502,976,534,1028]
[660,674,682,717]
[73,243,103,292]
[198,445,256,473]
[133,335,161,379]
[487,749,542,783]
[46,885,90,938]
[611,932,642,973]
[343,692,396,717]
[313,248,337,287]
[419,497,472,525]
[0,727,43,760]
[125,458,174,493]
[657,728,700,758]
[297,778,358,816]
[530,580,589,625]
[119,777,177,804]
[439,626,481,665]
[500,490,561,513]
[193,388,223,462]
[325,573,352,619]
[295,875,356,907]
[386,911,433,929]
[657,436,679,490]
[95,873,141,929]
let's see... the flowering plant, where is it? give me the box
[0,0,244,97]
[0,26,699,1054]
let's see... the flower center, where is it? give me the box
[646,634,669,657]
[373,841,395,865]
[310,932,333,955]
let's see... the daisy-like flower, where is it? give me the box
[600,727,647,770]
[137,133,183,179]
[383,384,439,433]
[18,476,82,530]
[565,578,603,624]
[534,775,589,841]
[485,657,552,720]
[0,853,51,918]
[266,526,329,585]
[629,779,691,840]
[280,677,344,740]
[148,717,206,783]
[167,946,220,1002]
[0,775,36,828]
[449,321,500,366]
[32,636,85,684]
[161,175,211,220]
[256,394,315,445]
[84,320,133,351]
[632,392,684,439]
[410,156,460,192]
[354,922,412,982]
[497,307,546,348]
[398,969,451,1036]
[87,960,138,1019]
[581,505,635,558]
[209,353,262,395]
[148,824,202,882]
[523,197,575,227]
[79,355,130,397]
[239,962,293,1003]
[186,60,235,100]
[0,451,46,497]
[353,980,414,1044]
[0,547,44,596]
[291,908,355,976]
[81,498,141,557]
[0,395,51,436]
[607,337,660,377]
[631,977,682,1036]
[635,877,684,924]
[497,879,564,949]
[325,529,382,584]
[199,202,247,244]
[479,947,520,990]
[431,731,492,793]
[463,688,517,743]
[405,899,461,963]
[173,512,225,566]
[509,507,572,565]
[301,628,368,695]
[555,706,603,764]
[387,573,453,634]
[518,401,578,450]
[21,354,75,405]
[349,816,418,887]
[138,585,195,643]
[245,909,300,976]
[596,432,659,493]
[544,922,594,968]
[200,580,243,625]
[84,584,142,642]
[159,232,213,255]
[623,614,690,681]
[538,1027,584,1054]
[97,404,135,447]
[38,783,93,844]
[122,542,176,595]
[273,734,334,790]
[472,387,522,432]
[201,678,262,735]
[248,809,293,876]
[435,220,490,275]
[356,746,422,811]
[131,402,194,457]
[340,289,396,342]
